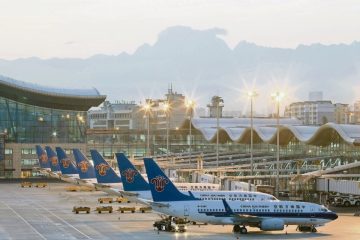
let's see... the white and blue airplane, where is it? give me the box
[143,158,338,234]
[116,153,278,203]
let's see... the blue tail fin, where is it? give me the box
[45,146,61,172]
[116,153,149,191]
[144,158,197,202]
[35,145,50,169]
[55,147,78,175]
[90,150,121,183]
[73,149,96,179]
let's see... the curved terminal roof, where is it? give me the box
[181,118,360,147]
[0,75,106,111]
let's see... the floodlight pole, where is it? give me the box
[276,99,280,198]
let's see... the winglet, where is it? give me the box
[73,149,96,179]
[144,158,198,202]
[35,145,51,169]
[45,146,61,172]
[90,150,122,183]
[55,147,78,175]
[115,153,149,191]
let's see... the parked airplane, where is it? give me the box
[116,153,278,203]
[90,149,123,192]
[55,147,79,182]
[45,146,62,174]
[35,145,51,175]
[144,158,338,234]
[73,148,97,187]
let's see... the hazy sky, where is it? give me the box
[1,0,360,59]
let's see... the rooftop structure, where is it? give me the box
[0,75,106,111]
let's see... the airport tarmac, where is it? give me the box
[0,183,359,240]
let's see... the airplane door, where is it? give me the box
[310,207,315,218]
[184,205,190,217]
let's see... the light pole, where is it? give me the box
[271,91,284,198]
[143,101,152,157]
[163,102,170,164]
[214,96,223,168]
[185,99,195,167]
[248,91,257,175]
[248,91,258,187]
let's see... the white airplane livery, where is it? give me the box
[143,158,338,234]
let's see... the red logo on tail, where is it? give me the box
[62,159,71,168]
[150,176,169,192]
[121,168,138,183]
[95,163,110,176]
[50,156,58,166]
[77,160,89,173]
[40,153,48,164]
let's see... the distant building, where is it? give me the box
[207,96,224,118]
[285,100,350,125]
[88,100,138,130]
[145,87,188,130]
[353,101,360,124]
[334,103,350,124]
[285,101,335,125]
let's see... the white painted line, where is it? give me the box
[1,201,47,240]
[34,202,93,239]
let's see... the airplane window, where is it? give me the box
[279,205,283,208]
[296,205,300,208]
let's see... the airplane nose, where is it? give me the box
[331,212,338,220]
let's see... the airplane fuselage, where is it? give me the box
[151,200,337,228]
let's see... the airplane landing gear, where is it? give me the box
[296,225,317,233]
[233,225,248,234]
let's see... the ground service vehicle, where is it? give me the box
[333,195,360,207]
[96,206,113,213]
[139,206,152,213]
[153,217,187,232]
[73,206,90,214]
[98,197,113,203]
[21,182,32,188]
[118,207,135,213]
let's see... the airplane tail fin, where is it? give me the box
[144,158,197,202]
[35,145,50,169]
[55,147,78,175]
[45,146,61,172]
[115,153,149,191]
[90,150,121,183]
[73,149,96,179]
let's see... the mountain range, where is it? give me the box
[0,26,359,112]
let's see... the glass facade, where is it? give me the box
[0,97,87,143]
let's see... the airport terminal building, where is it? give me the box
[0,75,106,178]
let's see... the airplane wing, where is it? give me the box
[147,201,170,208]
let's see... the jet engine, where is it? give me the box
[260,218,285,231]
